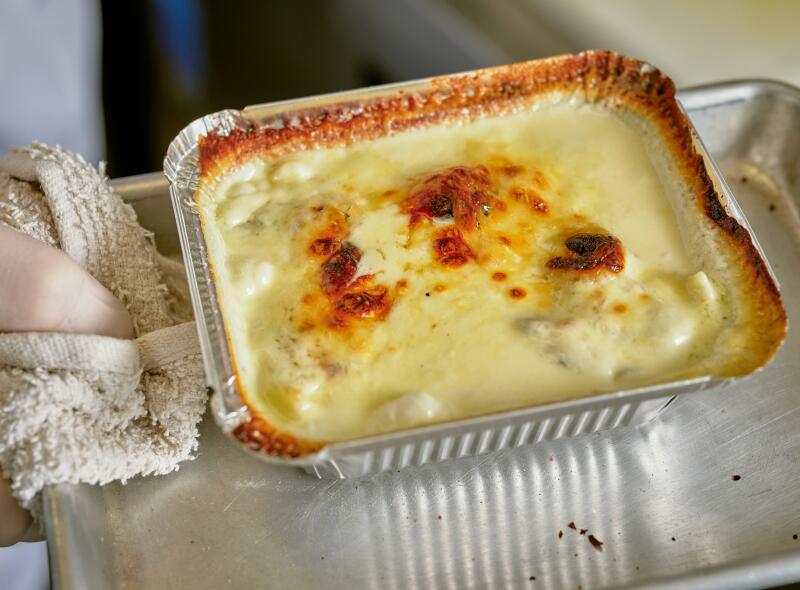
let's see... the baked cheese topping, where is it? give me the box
[199,103,725,442]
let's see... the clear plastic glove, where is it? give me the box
[0,225,134,546]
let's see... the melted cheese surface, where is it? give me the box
[200,103,725,442]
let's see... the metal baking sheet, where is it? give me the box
[44,80,800,589]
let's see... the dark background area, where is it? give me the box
[10,0,799,177]
[104,0,799,178]
[99,0,538,177]
[102,1,386,176]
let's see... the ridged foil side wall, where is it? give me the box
[307,398,664,478]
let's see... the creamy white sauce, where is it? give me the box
[199,103,725,442]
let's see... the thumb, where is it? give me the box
[0,224,134,338]
[0,224,136,545]
[0,476,34,547]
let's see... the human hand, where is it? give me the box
[0,225,134,338]
[0,476,39,546]
[0,225,135,546]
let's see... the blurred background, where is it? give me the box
[0,1,799,588]
[3,0,799,178]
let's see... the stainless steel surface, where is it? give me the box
[46,80,800,589]
[163,65,764,478]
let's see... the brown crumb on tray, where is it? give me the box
[588,535,604,551]
[794,534,798,540]
[558,530,564,539]
[437,515,443,520]
[568,522,577,530]
[769,204,776,212]
[732,474,741,481]
[529,576,536,581]
[580,528,588,535]
[671,537,676,542]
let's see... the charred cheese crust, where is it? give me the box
[196,51,786,458]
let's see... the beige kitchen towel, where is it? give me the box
[0,143,206,513]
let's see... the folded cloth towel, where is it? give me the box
[0,143,206,515]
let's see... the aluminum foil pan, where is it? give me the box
[164,60,778,479]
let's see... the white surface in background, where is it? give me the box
[523,0,800,86]
[0,0,103,164]
[0,542,49,590]
[0,1,102,588]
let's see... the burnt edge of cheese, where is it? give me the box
[321,241,361,296]
[314,241,393,328]
[511,187,549,214]
[233,414,323,458]
[407,165,491,232]
[433,227,475,267]
[547,233,624,273]
[333,284,391,322]
[406,165,489,267]
[198,50,787,458]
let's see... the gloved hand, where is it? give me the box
[0,225,134,546]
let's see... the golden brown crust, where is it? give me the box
[226,330,326,457]
[198,50,787,457]
[232,415,323,457]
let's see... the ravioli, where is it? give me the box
[201,104,727,442]
[195,53,785,456]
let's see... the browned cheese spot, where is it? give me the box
[547,233,624,273]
